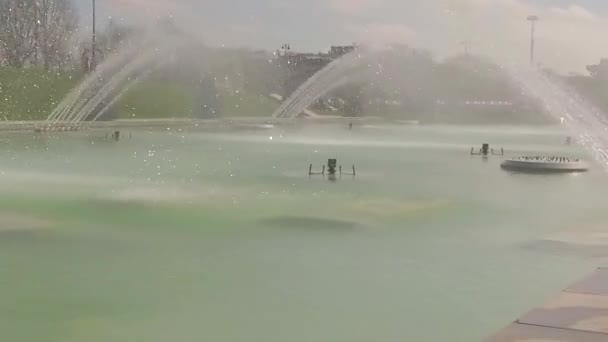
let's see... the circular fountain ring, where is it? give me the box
[501,157,588,173]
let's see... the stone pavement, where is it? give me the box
[487,268,608,341]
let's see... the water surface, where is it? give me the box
[1,123,607,341]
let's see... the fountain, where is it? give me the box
[273,57,607,177]
[506,66,608,170]
[46,44,144,123]
[6,45,608,342]
[40,38,608,179]
[44,32,193,128]
[272,50,371,119]
[501,156,589,173]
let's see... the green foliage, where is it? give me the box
[114,79,278,119]
[221,92,279,117]
[114,80,197,119]
[3,52,608,123]
[0,68,281,120]
[0,68,78,120]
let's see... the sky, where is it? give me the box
[75,0,608,73]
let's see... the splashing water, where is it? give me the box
[46,33,190,125]
[46,44,142,123]
[272,51,370,119]
[507,66,608,169]
[275,53,608,170]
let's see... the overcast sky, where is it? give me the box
[75,0,608,73]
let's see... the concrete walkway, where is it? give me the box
[487,268,608,341]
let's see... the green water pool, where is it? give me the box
[1,123,607,341]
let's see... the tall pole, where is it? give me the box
[91,0,96,70]
[527,15,539,66]
[461,40,470,57]
[281,44,291,98]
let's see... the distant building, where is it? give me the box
[329,45,357,58]
[277,44,357,98]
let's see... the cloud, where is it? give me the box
[324,0,383,15]
[551,5,596,21]
[105,0,180,18]
[92,0,608,72]
[347,23,416,49]
[422,0,608,71]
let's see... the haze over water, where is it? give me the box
[1,124,607,341]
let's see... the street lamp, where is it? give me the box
[281,44,290,56]
[91,0,96,70]
[527,15,539,66]
[461,40,471,57]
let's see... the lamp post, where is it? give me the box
[527,15,539,66]
[461,40,470,57]
[281,44,291,98]
[91,0,96,70]
[281,44,290,56]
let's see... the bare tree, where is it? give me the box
[0,0,76,69]
[77,19,139,72]
[36,0,77,70]
[97,19,137,56]
[0,0,37,68]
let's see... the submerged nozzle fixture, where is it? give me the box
[471,144,504,156]
[327,159,337,175]
[309,159,356,178]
